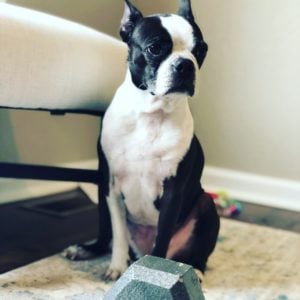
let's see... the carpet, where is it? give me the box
[1,218,299,300]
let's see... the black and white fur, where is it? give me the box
[65,0,220,281]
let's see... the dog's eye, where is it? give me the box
[146,43,162,56]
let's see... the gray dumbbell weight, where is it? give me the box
[104,255,204,300]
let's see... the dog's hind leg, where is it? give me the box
[170,193,220,274]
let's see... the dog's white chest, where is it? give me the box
[101,81,193,226]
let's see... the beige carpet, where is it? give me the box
[1,219,299,300]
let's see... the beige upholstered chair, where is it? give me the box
[0,2,126,183]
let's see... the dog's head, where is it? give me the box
[120,0,207,97]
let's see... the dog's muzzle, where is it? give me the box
[167,58,195,96]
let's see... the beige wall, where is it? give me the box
[197,0,299,182]
[137,0,300,182]
[8,0,124,38]
[2,0,300,182]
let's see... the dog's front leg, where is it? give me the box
[105,184,130,281]
[152,178,182,258]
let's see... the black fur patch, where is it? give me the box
[190,22,208,69]
[128,16,173,91]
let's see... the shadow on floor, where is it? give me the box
[0,188,299,274]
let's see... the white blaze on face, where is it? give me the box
[155,15,198,96]
[160,15,195,51]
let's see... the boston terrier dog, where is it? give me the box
[65,0,220,281]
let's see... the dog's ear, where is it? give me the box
[120,0,143,44]
[178,0,195,22]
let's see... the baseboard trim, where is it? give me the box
[1,160,300,212]
[203,166,300,212]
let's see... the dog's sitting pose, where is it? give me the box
[65,0,220,281]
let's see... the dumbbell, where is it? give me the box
[104,255,204,300]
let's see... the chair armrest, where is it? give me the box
[0,3,127,113]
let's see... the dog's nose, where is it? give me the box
[172,59,194,75]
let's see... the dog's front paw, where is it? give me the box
[103,267,123,281]
[194,268,204,283]
[103,259,130,281]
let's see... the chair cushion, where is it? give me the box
[0,3,127,113]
